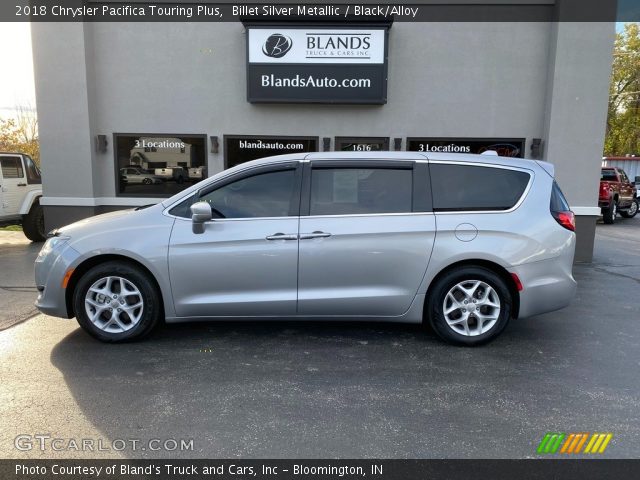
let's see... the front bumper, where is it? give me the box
[34,242,81,318]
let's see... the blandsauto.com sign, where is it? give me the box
[246,27,389,104]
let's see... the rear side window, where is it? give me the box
[1,156,24,178]
[24,155,41,184]
[550,180,570,212]
[430,164,530,212]
[310,168,412,216]
[601,169,617,181]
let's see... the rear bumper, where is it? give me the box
[512,254,577,319]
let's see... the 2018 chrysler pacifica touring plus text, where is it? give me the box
[35,152,577,345]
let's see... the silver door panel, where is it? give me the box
[168,217,299,317]
[297,214,436,316]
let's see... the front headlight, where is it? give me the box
[37,235,70,260]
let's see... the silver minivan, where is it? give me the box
[35,152,577,345]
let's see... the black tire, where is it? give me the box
[22,201,46,242]
[73,261,161,342]
[620,198,639,218]
[603,198,617,224]
[426,266,512,346]
[142,177,152,185]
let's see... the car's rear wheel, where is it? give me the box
[603,199,617,224]
[22,201,46,242]
[142,177,152,185]
[620,198,638,218]
[427,266,512,346]
[73,261,161,342]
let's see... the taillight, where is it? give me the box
[552,210,575,231]
[599,182,609,197]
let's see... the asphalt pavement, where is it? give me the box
[0,218,639,459]
[0,231,40,330]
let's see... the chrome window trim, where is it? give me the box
[170,211,434,223]
[302,212,433,219]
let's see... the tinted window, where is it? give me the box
[619,171,629,182]
[430,164,530,211]
[1,157,24,178]
[601,169,617,181]
[310,168,412,216]
[550,181,570,212]
[171,169,297,219]
[24,156,41,184]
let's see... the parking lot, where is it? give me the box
[1,218,639,459]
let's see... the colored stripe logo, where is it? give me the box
[537,433,613,454]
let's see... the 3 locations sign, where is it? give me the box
[247,27,389,104]
[407,138,526,158]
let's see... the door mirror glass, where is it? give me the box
[190,201,212,234]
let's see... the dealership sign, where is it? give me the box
[407,138,526,158]
[246,27,389,104]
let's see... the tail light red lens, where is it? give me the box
[510,273,524,292]
[552,211,575,231]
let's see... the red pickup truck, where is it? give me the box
[599,167,638,224]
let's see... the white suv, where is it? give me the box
[0,152,46,241]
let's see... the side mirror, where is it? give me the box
[190,201,212,234]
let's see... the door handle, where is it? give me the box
[17,183,27,187]
[299,231,332,240]
[266,233,298,241]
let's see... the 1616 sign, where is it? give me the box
[246,27,389,104]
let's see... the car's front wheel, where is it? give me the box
[427,266,512,346]
[73,261,161,342]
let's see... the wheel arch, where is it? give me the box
[19,191,42,215]
[423,259,520,321]
[65,254,165,320]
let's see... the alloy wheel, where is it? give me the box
[84,276,144,333]
[442,280,501,336]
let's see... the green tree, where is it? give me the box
[605,23,640,156]
[0,104,39,165]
